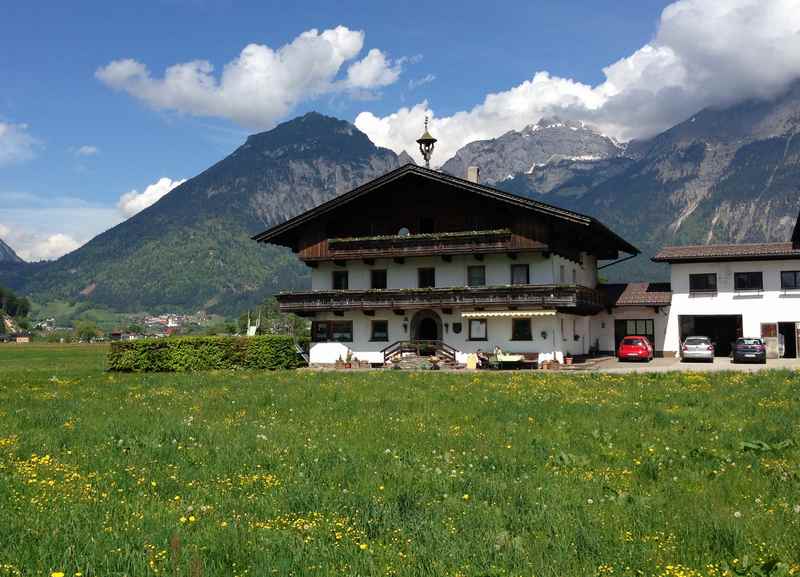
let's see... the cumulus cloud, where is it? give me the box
[97,26,404,129]
[117,177,186,217]
[356,0,800,164]
[0,122,39,165]
[74,145,99,156]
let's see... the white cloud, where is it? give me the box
[117,177,186,217]
[0,122,39,165]
[356,0,800,164]
[74,145,99,156]
[97,26,404,130]
[408,73,436,90]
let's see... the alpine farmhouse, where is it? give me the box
[253,163,641,365]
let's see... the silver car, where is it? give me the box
[681,336,715,362]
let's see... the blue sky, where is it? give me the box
[3,0,799,260]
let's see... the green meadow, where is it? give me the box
[1,344,799,577]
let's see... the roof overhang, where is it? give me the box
[252,164,639,257]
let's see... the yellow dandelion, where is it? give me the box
[188,515,197,523]
[462,494,470,501]
[359,543,368,550]
[52,572,65,577]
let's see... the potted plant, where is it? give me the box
[344,350,353,369]
[335,355,345,369]
[564,355,573,366]
[429,355,440,370]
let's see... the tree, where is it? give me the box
[74,320,101,342]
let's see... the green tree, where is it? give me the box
[74,320,101,342]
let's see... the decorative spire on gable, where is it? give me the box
[416,116,437,169]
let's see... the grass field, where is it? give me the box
[1,344,799,577]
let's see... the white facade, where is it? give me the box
[307,252,597,365]
[662,259,800,356]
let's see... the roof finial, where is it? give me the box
[416,116,437,169]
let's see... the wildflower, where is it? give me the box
[52,572,65,577]
[188,515,197,523]
[462,494,470,501]
[359,543,368,550]
[179,516,187,523]
[793,504,800,514]
[734,511,742,518]
[587,498,594,504]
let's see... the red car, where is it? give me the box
[617,336,654,362]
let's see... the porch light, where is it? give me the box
[416,117,437,169]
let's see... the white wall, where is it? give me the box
[663,259,800,354]
[591,306,670,354]
[308,310,590,364]
[310,252,596,290]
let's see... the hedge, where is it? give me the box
[107,335,304,372]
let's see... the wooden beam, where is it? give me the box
[442,255,452,262]
[393,257,405,264]
[474,254,484,261]
[304,261,319,268]
[363,310,375,316]
[507,252,518,260]
[334,260,347,267]
[363,258,375,265]
[333,311,345,317]
[442,308,453,315]
[393,309,405,316]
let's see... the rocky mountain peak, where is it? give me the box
[0,238,23,263]
[441,116,623,184]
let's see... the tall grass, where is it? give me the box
[0,345,798,577]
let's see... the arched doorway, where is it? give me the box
[410,309,442,342]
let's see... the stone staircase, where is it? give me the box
[389,352,463,371]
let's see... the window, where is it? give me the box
[512,318,532,341]
[781,271,800,290]
[734,271,763,291]
[311,321,353,342]
[419,217,435,234]
[467,265,486,287]
[468,319,487,341]
[510,264,529,285]
[370,320,389,342]
[559,264,566,284]
[332,270,349,290]
[614,319,655,351]
[689,273,717,293]
[418,267,436,288]
[572,268,577,284]
[370,269,387,289]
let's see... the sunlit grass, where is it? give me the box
[0,345,798,576]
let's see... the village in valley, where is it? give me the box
[2,1,800,576]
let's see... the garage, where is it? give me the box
[778,322,800,358]
[679,315,742,357]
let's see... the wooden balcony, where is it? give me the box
[304,229,536,262]
[277,284,604,315]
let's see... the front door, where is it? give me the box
[411,309,442,342]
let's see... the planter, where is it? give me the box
[344,363,352,369]
[564,357,573,366]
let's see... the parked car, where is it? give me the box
[617,336,653,362]
[731,337,767,364]
[680,336,714,362]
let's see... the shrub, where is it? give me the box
[107,335,303,372]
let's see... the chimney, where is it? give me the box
[467,166,480,184]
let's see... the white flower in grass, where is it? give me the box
[733,511,742,518]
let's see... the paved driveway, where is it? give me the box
[589,356,800,373]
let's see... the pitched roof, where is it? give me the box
[600,282,672,307]
[652,242,800,263]
[252,163,639,255]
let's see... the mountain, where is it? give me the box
[491,85,800,280]
[3,113,405,314]
[441,116,623,184]
[0,239,23,263]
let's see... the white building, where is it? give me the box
[253,164,639,366]
[653,235,800,358]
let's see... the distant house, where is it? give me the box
[13,333,31,344]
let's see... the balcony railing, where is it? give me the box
[277,284,603,315]
[313,229,520,260]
